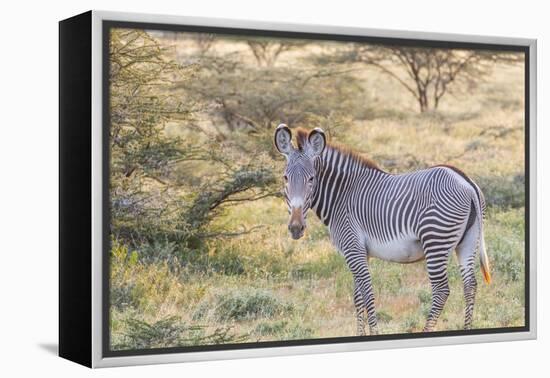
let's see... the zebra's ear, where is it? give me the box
[307,128,326,157]
[274,124,293,157]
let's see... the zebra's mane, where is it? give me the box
[294,127,383,171]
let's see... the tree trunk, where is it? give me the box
[433,94,441,110]
[418,89,429,113]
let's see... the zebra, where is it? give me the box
[273,124,491,335]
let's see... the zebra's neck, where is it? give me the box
[311,146,386,227]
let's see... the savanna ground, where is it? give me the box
[108,28,525,350]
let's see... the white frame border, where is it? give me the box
[91,10,537,368]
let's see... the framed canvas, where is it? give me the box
[59,10,537,368]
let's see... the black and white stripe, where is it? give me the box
[275,125,490,334]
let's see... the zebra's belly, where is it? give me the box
[366,235,424,263]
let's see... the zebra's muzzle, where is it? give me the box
[288,207,305,240]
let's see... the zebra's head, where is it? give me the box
[274,124,326,240]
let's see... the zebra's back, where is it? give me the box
[342,166,480,263]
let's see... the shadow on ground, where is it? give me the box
[38,343,58,355]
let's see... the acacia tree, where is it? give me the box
[181,48,363,153]
[109,29,199,240]
[110,29,277,246]
[109,30,200,178]
[191,33,216,55]
[341,45,521,112]
[246,38,308,67]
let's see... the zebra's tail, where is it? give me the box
[479,226,491,284]
[472,184,491,284]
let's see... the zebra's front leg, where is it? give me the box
[346,250,378,335]
[353,284,366,336]
[357,274,378,335]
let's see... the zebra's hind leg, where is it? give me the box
[423,276,450,332]
[456,220,480,330]
[459,263,477,330]
[421,243,453,332]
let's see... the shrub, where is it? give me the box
[485,208,525,283]
[253,320,313,340]
[112,316,247,350]
[254,320,289,336]
[207,248,246,276]
[284,323,314,340]
[110,239,189,314]
[492,243,523,282]
[194,287,293,321]
[110,240,140,310]
[137,240,180,264]
[478,173,525,208]
[404,314,422,333]
[377,310,393,323]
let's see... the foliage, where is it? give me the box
[185,166,277,233]
[485,208,525,282]
[193,287,294,321]
[180,47,365,144]
[109,29,525,350]
[109,29,199,180]
[112,316,246,350]
[245,37,308,67]
[109,29,281,248]
[109,28,199,243]
[319,44,522,112]
[478,173,525,209]
[254,320,314,340]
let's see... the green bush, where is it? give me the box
[485,208,525,282]
[207,248,246,276]
[492,243,523,282]
[377,310,393,323]
[110,240,140,310]
[254,320,289,336]
[194,287,293,321]
[253,320,313,340]
[478,173,525,208]
[284,323,314,340]
[137,240,180,264]
[404,314,422,333]
[112,316,247,350]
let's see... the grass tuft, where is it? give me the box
[194,287,294,322]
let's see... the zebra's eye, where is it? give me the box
[283,175,288,183]
[308,176,314,183]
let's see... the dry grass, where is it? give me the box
[110,37,525,350]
